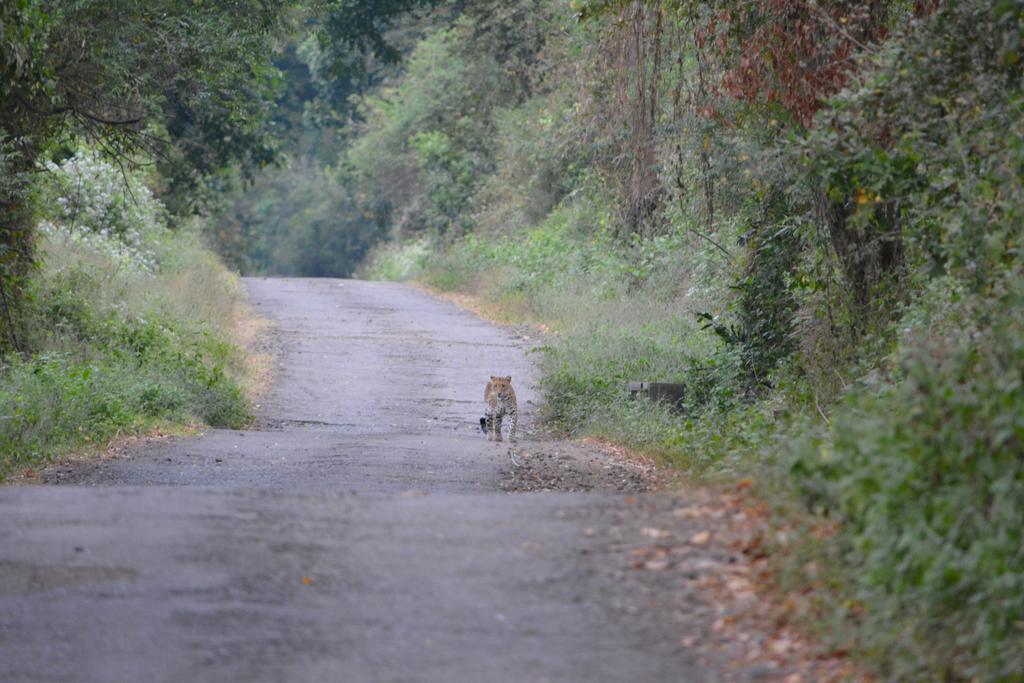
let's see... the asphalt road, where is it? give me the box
[0,278,752,682]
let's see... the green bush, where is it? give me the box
[786,284,1024,681]
[0,150,250,479]
[537,315,770,474]
[359,239,431,281]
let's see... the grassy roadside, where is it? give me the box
[0,150,268,481]
[362,201,754,479]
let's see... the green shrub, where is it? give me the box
[701,192,803,393]
[0,150,251,479]
[0,288,250,478]
[360,238,431,281]
[537,313,766,474]
[786,285,1024,681]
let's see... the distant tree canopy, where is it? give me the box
[0,0,299,349]
[297,0,441,123]
[1,0,293,202]
[316,0,438,76]
[206,0,454,278]
[0,0,441,350]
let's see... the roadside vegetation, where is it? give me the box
[0,1,400,477]
[0,150,251,477]
[0,1,303,478]
[4,0,1022,679]
[348,1,1024,679]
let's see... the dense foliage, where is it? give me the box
[347,0,1024,679]
[788,287,1024,680]
[0,0,299,353]
[4,0,1023,678]
[0,151,249,478]
[210,0,562,276]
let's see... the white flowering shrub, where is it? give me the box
[42,149,166,273]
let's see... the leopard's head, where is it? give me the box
[490,375,513,395]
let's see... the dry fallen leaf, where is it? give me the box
[300,576,314,586]
[689,530,711,545]
[672,506,704,519]
[725,576,755,600]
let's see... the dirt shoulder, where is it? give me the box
[499,435,662,493]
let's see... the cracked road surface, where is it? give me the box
[1,279,749,682]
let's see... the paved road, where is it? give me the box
[0,279,729,682]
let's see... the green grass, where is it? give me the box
[780,281,1024,681]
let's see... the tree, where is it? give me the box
[305,0,439,120]
[0,0,296,351]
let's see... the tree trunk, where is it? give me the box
[816,188,903,320]
[0,140,39,354]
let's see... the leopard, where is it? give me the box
[479,375,518,444]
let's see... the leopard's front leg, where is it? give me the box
[493,415,504,442]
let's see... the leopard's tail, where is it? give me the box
[479,417,487,433]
